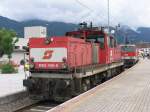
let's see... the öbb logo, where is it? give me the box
[43,50,53,59]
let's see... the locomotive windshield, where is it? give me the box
[87,35,105,48]
[121,46,136,52]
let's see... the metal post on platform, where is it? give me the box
[107,0,110,35]
[23,52,27,79]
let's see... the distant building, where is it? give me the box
[136,42,150,56]
[11,38,29,65]
[24,26,47,38]
[0,38,29,65]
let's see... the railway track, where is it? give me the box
[15,101,60,112]
[0,91,39,112]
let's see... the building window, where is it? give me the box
[14,46,20,49]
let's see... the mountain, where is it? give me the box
[116,26,140,43]
[116,26,150,43]
[0,16,150,43]
[0,16,77,37]
[0,16,23,37]
[21,20,77,36]
[137,27,150,41]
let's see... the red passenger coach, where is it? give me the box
[24,22,124,101]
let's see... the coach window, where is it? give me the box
[14,46,20,49]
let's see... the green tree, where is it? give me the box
[0,28,18,61]
[0,34,4,57]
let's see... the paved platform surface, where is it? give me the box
[0,66,28,97]
[48,59,150,112]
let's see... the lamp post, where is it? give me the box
[115,24,121,38]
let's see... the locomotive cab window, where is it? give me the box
[114,38,117,47]
[107,36,110,48]
[121,46,136,52]
[97,35,105,49]
[87,34,105,49]
[109,36,115,48]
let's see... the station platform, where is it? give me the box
[48,59,150,112]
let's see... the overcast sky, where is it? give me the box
[0,0,150,27]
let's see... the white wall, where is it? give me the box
[24,26,47,38]
[12,38,29,65]
[14,38,28,50]
[11,52,24,65]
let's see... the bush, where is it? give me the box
[1,63,16,74]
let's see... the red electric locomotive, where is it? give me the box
[23,23,124,101]
[120,44,139,67]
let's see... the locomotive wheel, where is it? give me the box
[53,80,73,101]
[81,79,91,92]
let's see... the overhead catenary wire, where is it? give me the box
[94,0,119,27]
[75,0,119,27]
[75,0,108,25]
[75,0,93,12]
